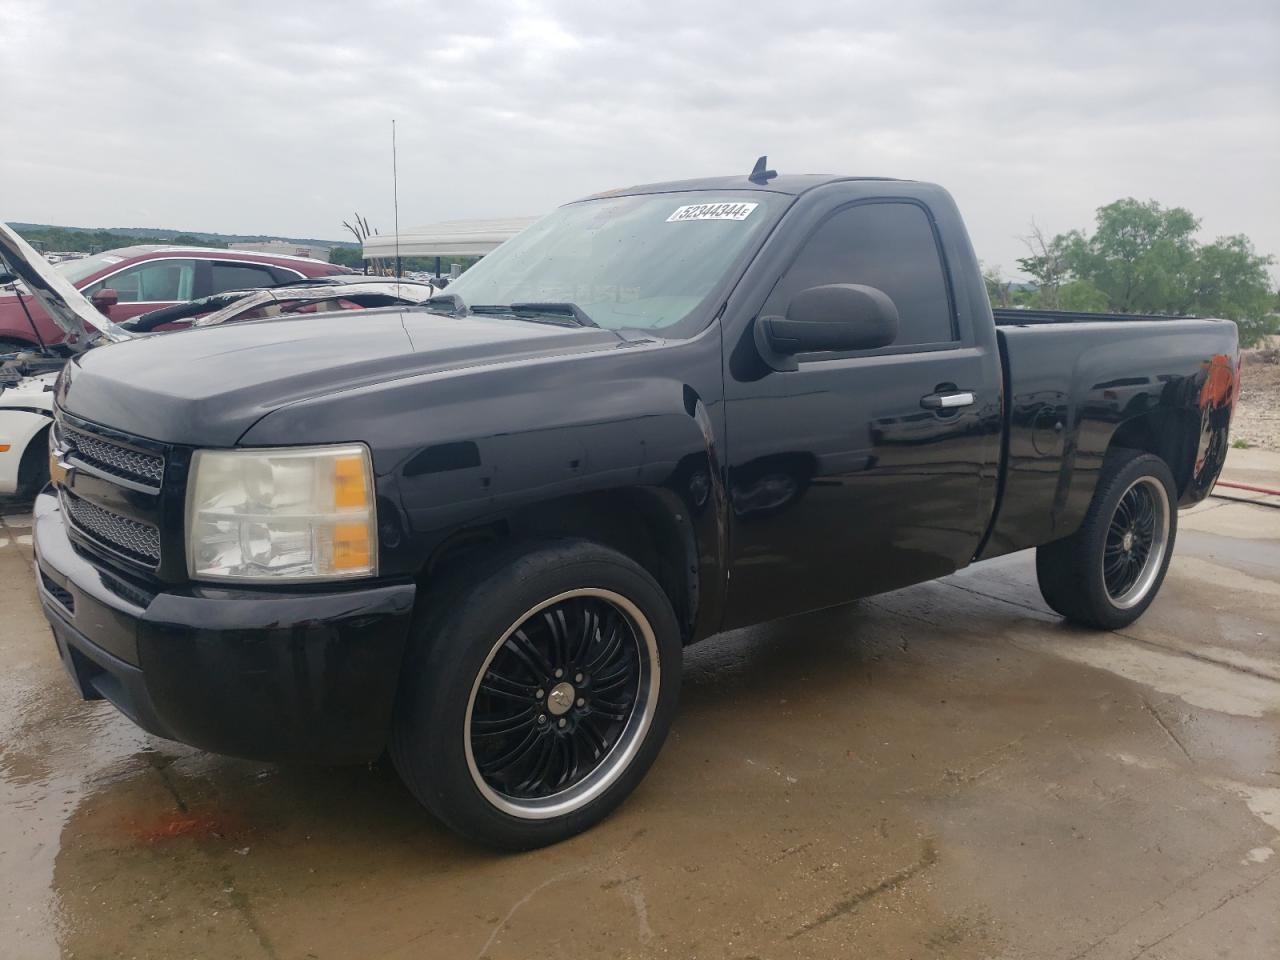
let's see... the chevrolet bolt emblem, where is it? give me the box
[547,682,575,716]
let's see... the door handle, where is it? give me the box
[920,391,976,410]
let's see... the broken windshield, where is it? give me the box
[444,191,785,332]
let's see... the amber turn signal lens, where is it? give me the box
[334,454,369,509]
[332,522,372,570]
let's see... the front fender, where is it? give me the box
[238,334,730,635]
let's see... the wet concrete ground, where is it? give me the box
[2,455,1277,960]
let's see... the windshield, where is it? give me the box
[53,251,131,284]
[445,191,784,331]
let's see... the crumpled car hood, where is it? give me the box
[0,223,132,348]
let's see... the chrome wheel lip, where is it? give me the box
[464,588,660,821]
[1105,476,1171,610]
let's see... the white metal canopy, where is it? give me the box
[362,217,541,260]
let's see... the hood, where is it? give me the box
[59,308,621,445]
[0,367,57,409]
[0,224,133,349]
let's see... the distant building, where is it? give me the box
[229,241,331,262]
[362,218,541,262]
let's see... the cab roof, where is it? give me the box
[582,173,905,202]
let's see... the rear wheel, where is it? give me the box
[391,540,682,849]
[1036,450,1177,630]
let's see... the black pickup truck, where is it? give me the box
[27,166,1239,848]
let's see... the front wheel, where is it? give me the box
[1036,450,1177,630]
[391,540,682,849]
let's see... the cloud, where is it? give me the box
[2,0,1277,276]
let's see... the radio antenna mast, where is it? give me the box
[392,119,402,278]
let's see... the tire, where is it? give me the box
[1036,449,1177,630]
[17,426,51,496]
[390,539,682,849]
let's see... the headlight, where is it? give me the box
[186,444,377,582]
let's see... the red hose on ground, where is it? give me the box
[1215,480,1280,497]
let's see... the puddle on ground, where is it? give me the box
[1034,633,1280,718]
[1210,779,1280,833]
[1180,501,1280,541]
[1170,555,1280,600]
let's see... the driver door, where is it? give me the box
[722,200,1000,628]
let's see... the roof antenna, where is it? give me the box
[392,119,402,279]
[748,155,777,184]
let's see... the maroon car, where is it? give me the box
[0,244,350,349]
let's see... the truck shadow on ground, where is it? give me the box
[45,600,937,911]
[68,601,898,849]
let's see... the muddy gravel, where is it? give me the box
[1235,346,1280,452]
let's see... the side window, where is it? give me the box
[86,260,196,303]
[268,266,305,284]
[766,202,955,348]
[209,262,282,294]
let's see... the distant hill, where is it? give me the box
[8,222,358,250]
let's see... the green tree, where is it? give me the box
[329,245,365,269]
[1019,199,1277,346]
[11,225,229,253]
[1057,279,1109,312]
[168,233,225,248]
[1067,199,1199,313]
[1015,222,1082,309]
[1187,235,1277,345]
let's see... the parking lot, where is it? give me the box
[2,453,1277,960]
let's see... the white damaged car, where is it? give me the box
[0,362,63,495]
[0,224,130,496]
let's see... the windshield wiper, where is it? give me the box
[471,302,599,328]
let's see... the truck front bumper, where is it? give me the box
[32,489,417,763]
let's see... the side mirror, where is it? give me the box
[90,287,120,316]
[756,283,899,370]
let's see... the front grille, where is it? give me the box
[61,489,162,566]
[40,571,75,614]
[65,428,165,487]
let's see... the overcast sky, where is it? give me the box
[2,0,1277,277]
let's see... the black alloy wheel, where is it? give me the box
[390,540,681,849]
[1102,477,1168,607]
[467,590,653,812]
[1036,449,1177,630]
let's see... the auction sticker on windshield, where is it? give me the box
[666,202,758,222]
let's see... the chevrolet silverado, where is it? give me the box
[22,165,1239,848]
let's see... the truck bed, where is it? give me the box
[979,316,1238,560]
